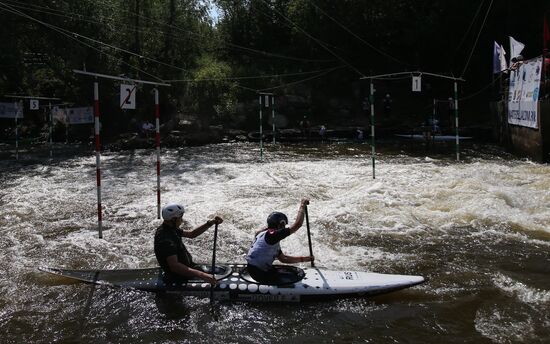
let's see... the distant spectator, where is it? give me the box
[509,55,524,71]
[356,128,364,142]
[362,96,370,115]
[319,125,326,142]
[383,94,392,116]
[142,121,155,138]
[299,116,310,137]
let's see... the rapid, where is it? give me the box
[0,142,549,343]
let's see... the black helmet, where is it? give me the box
[267,212,288,228]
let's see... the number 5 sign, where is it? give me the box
[412,76,422,92]
[120,84,137,109]
[30,99,39,110]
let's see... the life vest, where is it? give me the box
[246,230,280,271]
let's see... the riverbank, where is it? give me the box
[0,123,499,161]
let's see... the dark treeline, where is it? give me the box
[0,0,548,141]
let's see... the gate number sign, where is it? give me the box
[30,99,39,110]
[412,76,421,92]
[120,84,137,109]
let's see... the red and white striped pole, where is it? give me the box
[154,88,161,219]
[94,81,103,238]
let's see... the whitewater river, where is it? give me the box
[0,142,549,343]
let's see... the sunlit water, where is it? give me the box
[0,142,549,343]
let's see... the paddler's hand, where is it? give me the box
[203,273,217,285]
[301,198,310,206]
[302,255,314,263]
[207,216,223,226]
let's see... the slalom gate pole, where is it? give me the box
[272,96,275,144]
[454,81,460,161]
[94,81,103,238]
[305,205,314,267]
[15,107,18,160]
[370,80,376,179]
[432,98,436,144]
[259,95,263,161]
[210,222,219,304]
[49,102,52,159]
[154,88,161,219]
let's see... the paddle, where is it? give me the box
[210,222,219,304]
[304,204,314,267]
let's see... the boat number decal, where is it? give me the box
[344,272,354,280]
[338,271,356,280]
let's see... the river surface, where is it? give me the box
[0,142,549,343]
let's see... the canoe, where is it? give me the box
[395,134,472,141]
[39,264,425,303]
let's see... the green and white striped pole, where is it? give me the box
[259,94,263,161]
[370,80,376,179]
[272,96,275,144]
[15,102,19,161]
[454,81,459,161]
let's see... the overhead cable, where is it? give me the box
[0,1,165,82]
[165,66,344,82]
[460,0,494,78]
[258,0,364,77]
[305,0,414,67]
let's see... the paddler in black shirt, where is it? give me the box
[154,203,222,285]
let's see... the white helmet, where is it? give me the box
[162,204,185,220]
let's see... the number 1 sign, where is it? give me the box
[412,76,421,92]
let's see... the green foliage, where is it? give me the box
[1,0,549,137]
[189,54,237,125]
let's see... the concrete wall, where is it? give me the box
[491,99,550,162]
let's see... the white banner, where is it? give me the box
[0,102,22,118]
[52,106,67,123]
[509,36,525,64]
[66,107,94,124]
[508,56,542,129]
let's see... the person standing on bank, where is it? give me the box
[246,199,314,283]
[154,203,223,285]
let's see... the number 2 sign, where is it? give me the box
[120,84,137,109]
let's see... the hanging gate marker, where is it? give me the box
[454,81,460,161]
[370,80,375,179]
[154,88,161,219]
[360,71,465,177]
[120,84,137,109]
[4,95,60,160]
[258,92,274,160]
[73,70,170,238]
[93,81,103,238]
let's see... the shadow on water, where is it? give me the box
[154,292,191,320]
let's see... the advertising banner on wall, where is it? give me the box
[0,102,22,118]
[508,56,542,129]
[52,106,67,123]
[66,107,94,124]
